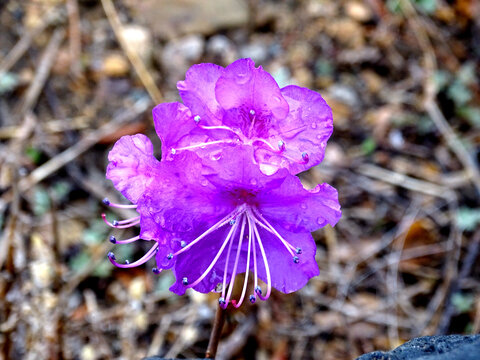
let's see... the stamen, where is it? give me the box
[198,124,244,139]
[180,241,187,248]
[102,213,140,229]
[182,277,189,285]
[251,208,297,256]
[218,297,226,306]
[185,219,239,289]
[109,235,117,244]
[225,215,247,307]
[108,243,158,268]
[232,214,253,309]
[221,216,237,300]
[152,267,161,274]
[172,206,245,257]
[249,295,256,303]
[172,139,234,153]
[250,210,272,301]
[250,214,259,304]
[102,198,137,209]
[296,247,302,254]
[293,256,299,263]
[278,140,286,152]
[113,235,140,245]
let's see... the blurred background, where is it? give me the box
[0,0,479,359]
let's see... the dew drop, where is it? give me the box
[311,122,317,129]
[301,152,309,163]
[180,240,187,248]
[194,115,201,123]
[235,72,249,84]
[249,109,255,116]
[170,148,177,155]
[316,134,323,140]
[300,203,307,210]
[210,152,222,161]
[200,179,209,187]
[250,178,258,186]
[278,140,285,152]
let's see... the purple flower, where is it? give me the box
[154,58,333,175]
[105,134,341,307]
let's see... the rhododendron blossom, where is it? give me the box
[103,58,341,307]
[155,58,333,175]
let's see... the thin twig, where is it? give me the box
[18,97,150,192]
[0,10,58,74]
[206,306,226,358]
[100,0,162,104]
[66,0,82,77]
[18,28,65,116]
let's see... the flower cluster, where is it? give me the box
[104,58,341,308]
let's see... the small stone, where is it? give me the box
[120,25,152,64]
[345,1,373,22]
[102,53,130,77]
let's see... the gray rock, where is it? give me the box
[356,335,480,360]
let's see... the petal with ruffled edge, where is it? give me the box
[106,134,162,203]
[153,102,200,159]
[215,59,289,134]
[261,85,333,175]
[257,174,341,233]
[177,63,225,125]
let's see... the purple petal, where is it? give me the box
[257,174,341,233]
[215,59,289,122]
[152,102,198,158]
[136,151,234,235]
[177,63,225,125]
[106,134,161,203]
[254,226,319,294]
[169,224,235,295]
[270,85,333,174]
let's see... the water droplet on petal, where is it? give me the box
[249,109,255,116]
[301,152,309,163]
[317,217,325,225]
[250,178,258,186]
[235,72,249,84]
[311,122,317,129]
[194,115,201,123]
[200,179,209,187]
[316,134,323,140]
[170,148,177,155]
[180,240,187,248]
[300,203,307,210]
[210,152,222,161]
